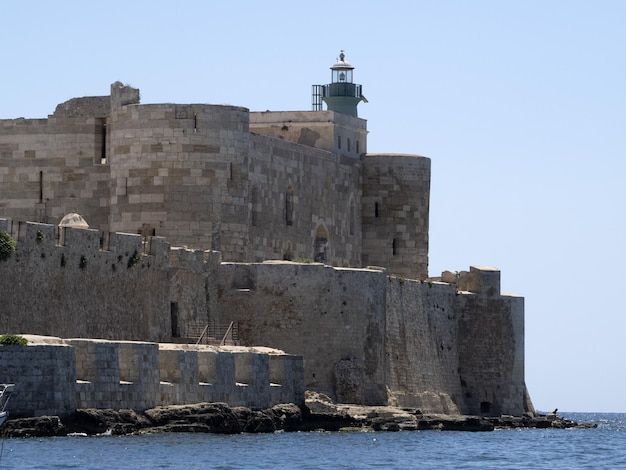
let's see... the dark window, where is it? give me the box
[374,202,379,218]
[392,238,398,256]
[170,302,179,338]
[349,201,355,236]
[286,187,294,226]
[101,122,107,163]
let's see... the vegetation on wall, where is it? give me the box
[127,250,141,268]
[0,334,28,346]
[0,231,16,262]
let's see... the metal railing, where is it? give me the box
[193,322,240,346]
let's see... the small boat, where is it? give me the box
[0,384,14,426]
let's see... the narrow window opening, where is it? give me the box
[100,122,107,164]
[356,140,359,154]
[193,113,198,132]
[39,171,43,203]
[349,201,355,236]
[170,302,179,338]
[250,184,258,227]
[229,162,233,180]
[285,187,294,226]
[392,238,398,256]
[347,138,351,152]
[337,135,342,149]
[374,202,379,218]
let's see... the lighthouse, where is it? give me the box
[312,51,367,117]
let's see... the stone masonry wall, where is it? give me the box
[108,103,250,259]
[248,134,362,266]
[217,261,388,405]
[0,343,76,418]
[0,116,110,231]
[384,277,463,413]
[249,110,368,159]
[362,153,431,279]
[0,337,304,417]
[454,267,531,416]
[0,220,171,342]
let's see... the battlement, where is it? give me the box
[439,266,502,297]
[1,218,183,270]
[0,336,304,417]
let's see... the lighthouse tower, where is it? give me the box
[312,51,367,117]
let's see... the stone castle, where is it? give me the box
[0,53,535,417]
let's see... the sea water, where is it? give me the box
[0,413,623,469]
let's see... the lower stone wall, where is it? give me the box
[384,278,464,413]
[0,336,304,418]
[217,261,388,405]
[0,342,76,418]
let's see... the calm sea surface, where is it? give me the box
[0,413,623,469]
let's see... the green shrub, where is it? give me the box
[0,334,28,346]
[0,231,16,262]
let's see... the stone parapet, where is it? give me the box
[0,336,304,417]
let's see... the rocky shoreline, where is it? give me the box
[0,394,596,438]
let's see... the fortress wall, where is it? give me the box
[108,103,251,257]
[362,154,430,279]
[0,343,76,417]
[384,278,464,413]
[248,135,362,267]
[168,248,221,338]
[0,221,171,342]
[0,338,304,417]
[454,266,532,416]
[217,262,388,405]
[0,116,110,231]
[250,110,367,159]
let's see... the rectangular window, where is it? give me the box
[170,302,179,338]
[286,189,294,226]
[347,138,351,152]
[392,238,398,256]
[338,136,342,149]
[375,202,379,218]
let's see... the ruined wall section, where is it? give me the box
[108,103,250,259]
[0,115,110,231]
[362,154,430,279]
[384,278,464,413]
[0,220,171,342]
[248,134,362,266]
[217,262,388,405]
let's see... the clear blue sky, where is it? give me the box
[2,1,624,412]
